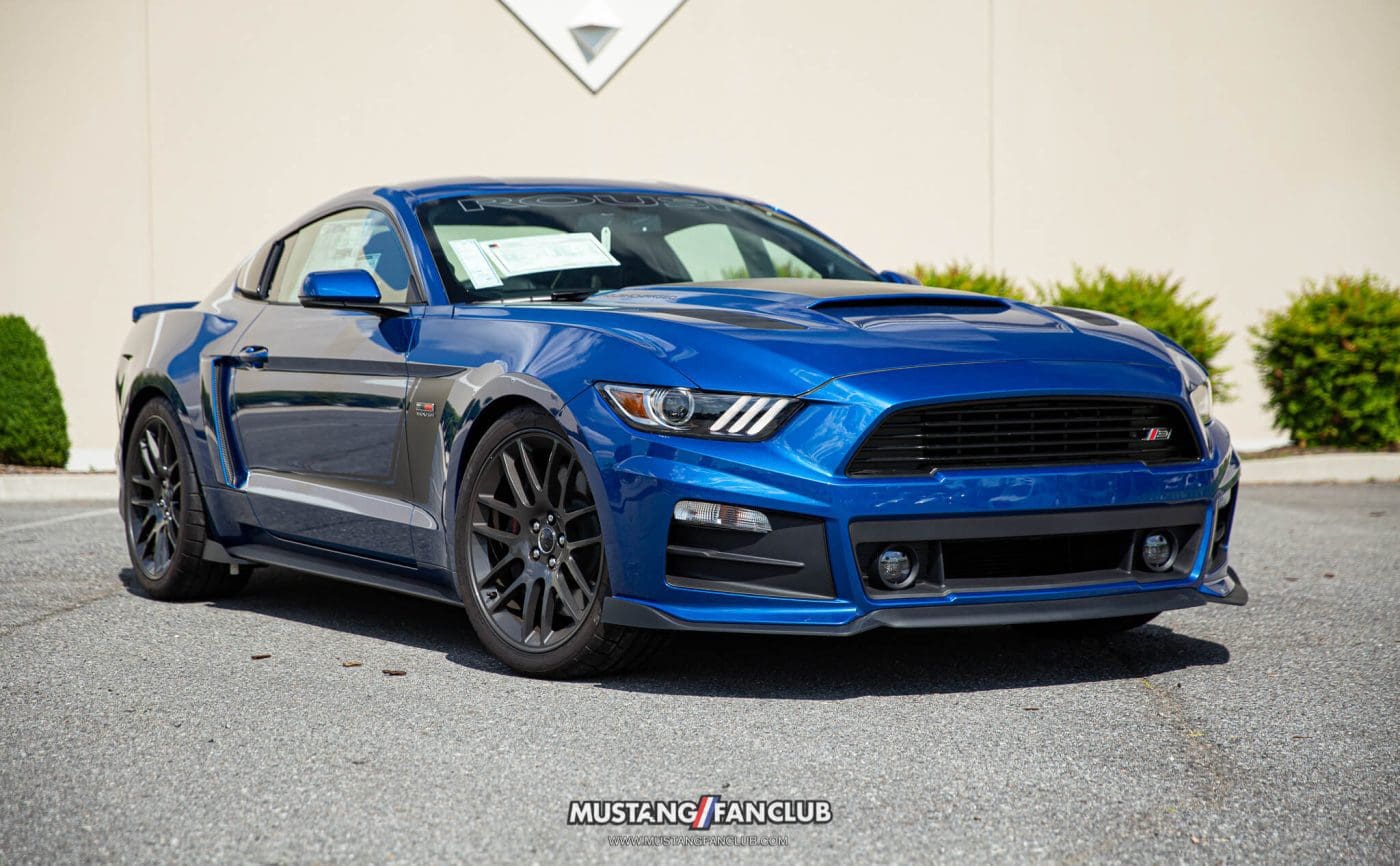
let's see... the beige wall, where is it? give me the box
[3,0,1398,467]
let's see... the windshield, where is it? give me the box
[416,193,878,302]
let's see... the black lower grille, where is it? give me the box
[848,397,1200,476]
[941,531,1130,581]
[849,504,1208,597]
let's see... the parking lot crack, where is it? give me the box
[1099,639,1238,802]
[0,585,124,639]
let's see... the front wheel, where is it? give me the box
[454,406,664,678]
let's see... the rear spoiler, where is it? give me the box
[132,301,198,322]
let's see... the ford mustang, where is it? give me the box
[116,178,1245,677]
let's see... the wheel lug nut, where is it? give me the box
[530,548,540,560]
[530,520,541,532]
[547,514,556,525]
[548,557,558,569]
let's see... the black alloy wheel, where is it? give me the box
[126,415,183,579]
[467,429,604,651]
[454,405,664,677]
[120,398,246,600]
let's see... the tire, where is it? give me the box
[453,406,665,678]
[121,397,247,601]
[1019,612,1159,637]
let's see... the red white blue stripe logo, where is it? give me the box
[690,795,719,830]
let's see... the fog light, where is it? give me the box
[673,500,771,533]
[875,546,918,590]
[1141,531,1176,572]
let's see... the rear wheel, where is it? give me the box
[454,406,664,678]
[1019,612,1159,637]
[121,398,246,600]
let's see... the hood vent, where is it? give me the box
[810,295,1009,316]
[627,306,808,331]
[809,294,1060,334]
[1046,306,1119,327]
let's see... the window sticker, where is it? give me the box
[480,232,620,277]
[305,218,370,272]
[447,238,505,289]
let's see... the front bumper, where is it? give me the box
[567,376,1245,636]
[605,569,1248,635]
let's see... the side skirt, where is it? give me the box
[225,542,464,607]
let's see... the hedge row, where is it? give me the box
[0,315,70,467]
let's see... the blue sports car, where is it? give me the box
[116,178,1245,677]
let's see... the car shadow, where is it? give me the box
[119,564,508,672]
[121,566,1231,698]
[614,624,1228,700]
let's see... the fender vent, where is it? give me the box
[207,360,244,487]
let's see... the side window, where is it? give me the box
[267,209,416,304]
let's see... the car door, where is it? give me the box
[229,207,421,561]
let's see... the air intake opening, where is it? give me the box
[811,295,1009,315]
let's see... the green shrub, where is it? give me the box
[0,315,70,467]
[911,261,1028,301]
[1044,266,1232,398]
[1250,273,1400,448]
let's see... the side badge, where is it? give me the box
[414,401,437,418]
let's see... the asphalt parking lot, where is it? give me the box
[1,484,1396,864]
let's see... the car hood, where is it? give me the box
[552,279,1183,394]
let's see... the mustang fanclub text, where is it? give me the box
[569,796,832,831]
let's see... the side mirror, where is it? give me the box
[878,269,922,285]
[299,270,402,316]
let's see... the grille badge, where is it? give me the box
[1143,427,1173,441]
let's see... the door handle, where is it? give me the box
[237,345,270,368]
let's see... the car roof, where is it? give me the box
[379,176,761,207]
[269,177,778,259]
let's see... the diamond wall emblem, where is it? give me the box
[569,0,621,62]
[500,0,688,93]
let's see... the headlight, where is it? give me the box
[1189,378,1213,426]
[598,383,801,440]
[1162,337,1213,427]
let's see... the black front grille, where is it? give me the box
[848,397,1199,476]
